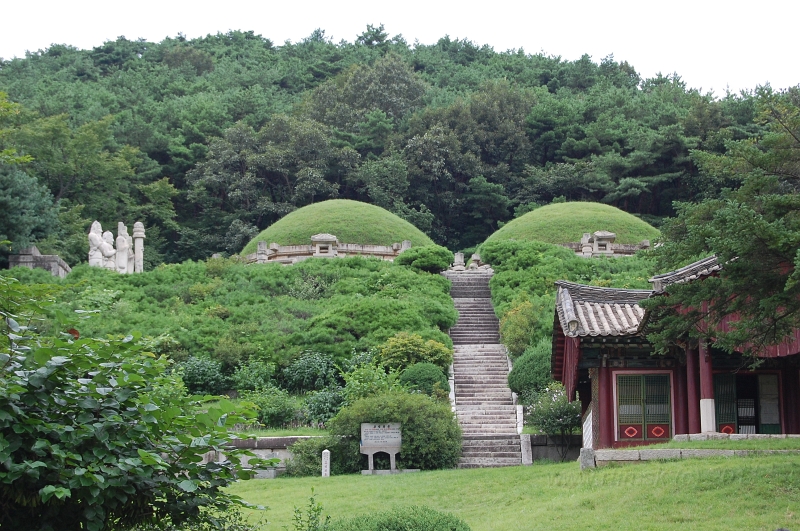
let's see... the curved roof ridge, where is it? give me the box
[649,255,721,293]
[554,281,652,337]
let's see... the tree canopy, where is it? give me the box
[0,28,774,261]
[643,87,800,355]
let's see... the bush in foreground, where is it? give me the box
[0,275,272,531]
[329,505,471,531]
[330,391,462,471]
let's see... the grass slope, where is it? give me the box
[241,200,435,255]
[231,455,800,530]
[485,202,660,246]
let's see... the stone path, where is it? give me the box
[442,270,522,468]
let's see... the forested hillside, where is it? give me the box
[0,25,783,264]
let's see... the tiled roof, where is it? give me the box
[649,255,721,293]
[555,281,651,338]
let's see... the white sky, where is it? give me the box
[2,0,797,97]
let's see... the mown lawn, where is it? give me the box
[229,454,800,530]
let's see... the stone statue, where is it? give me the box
[101,231,117,271]
[88,221,104,267]
[88,220,145,273]
[116,223,131,274]
[126,229,134,274]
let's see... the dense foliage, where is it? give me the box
[0,28,772,264]
[644,87,800,355]
[0,274,272,530]
[8,256,456,370]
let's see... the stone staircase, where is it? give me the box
[443,271,522,468]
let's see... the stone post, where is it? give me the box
[321,449,330,477]
[132,222,146,273]
[257,241,268,263]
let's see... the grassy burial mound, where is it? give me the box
[241,200,435,255]
[485,202,660,245]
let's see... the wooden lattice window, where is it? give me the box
[617,374,671,440]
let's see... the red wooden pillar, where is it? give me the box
[598,364,614,448]
[698,340,716,432]
[674,366,688,435]
[686,347,701,434]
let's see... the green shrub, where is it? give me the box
[400,363,450,398]
[499,299,539,358]
[507,337,553,401]
[341,364,405,406]
[526,382,582,461]
[231,359,275,392]
[282,351,340,393]
[395,245,454,274]
[213,337,258,372]
[330,391,462,471]
[181,356,231,395]
[305,387,345,425]
[378,332,453,371]
[241,387,298,428]
[329,506,471,531]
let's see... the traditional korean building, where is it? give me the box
[552,256,800,449]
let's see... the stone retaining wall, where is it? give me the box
[203,436,321,478]
[520,434,582,464]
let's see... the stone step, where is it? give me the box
[457,401,515,406]
[456,409,517,415]
[460,425,518,431]
[454,375,509,380]
[458,458,521,468]
[457,415,517,420]
[462,438,521,446]
[461,451,521,459]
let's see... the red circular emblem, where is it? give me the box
[624,426,639,438]
[721,425,734,434]
[650,426,666,438]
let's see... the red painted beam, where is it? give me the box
[699,340,714,400]
[599,365,614,449]
[686,347,701,434]
[674,366,688,435]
